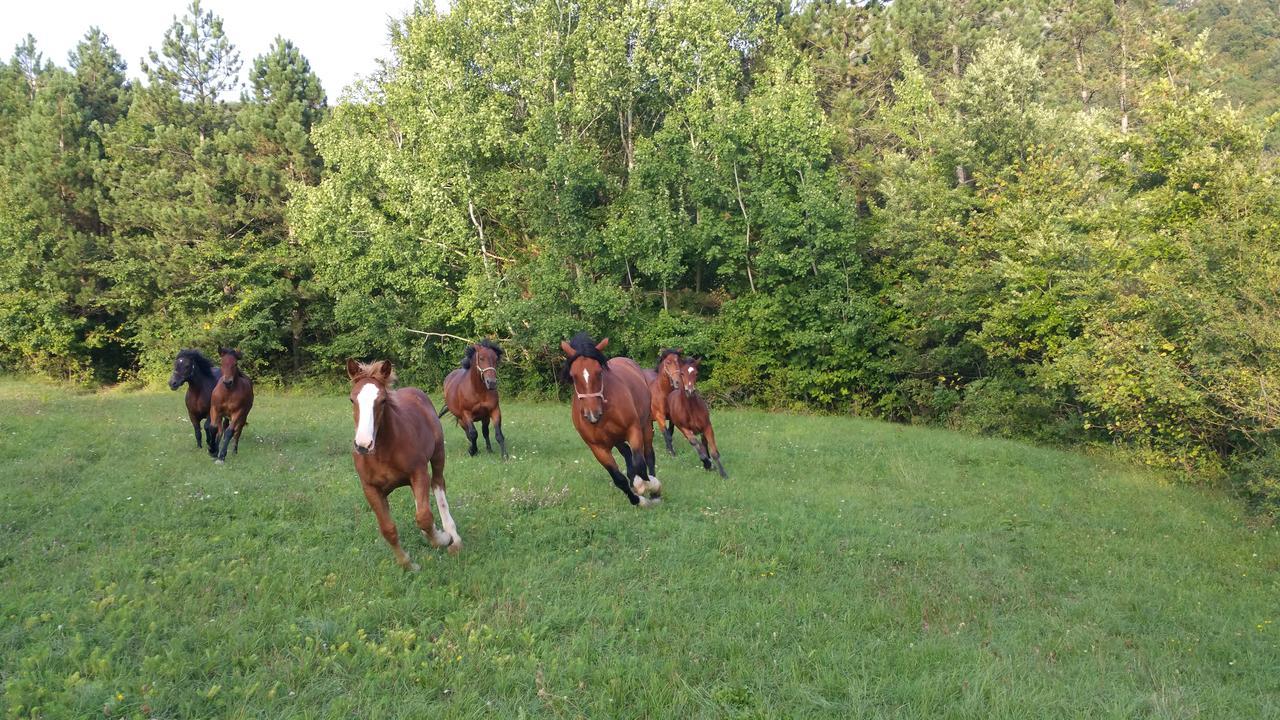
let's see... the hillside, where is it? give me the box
[2,380,1276,718]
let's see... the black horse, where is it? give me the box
[169,349,221,452]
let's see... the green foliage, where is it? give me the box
[4,0,1280,508]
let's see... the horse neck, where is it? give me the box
[189,364,215,391]
[373,389,402,448]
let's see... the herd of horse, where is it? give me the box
[168,333,726,570]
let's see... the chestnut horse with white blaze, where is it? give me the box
[561,332,661,506]
[650,348,683,456]
[208,348,254,464]
[666,356,728,478]
[347,359,460,571]
[442,339,507,459]
[169,349,220,451]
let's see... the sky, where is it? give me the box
[1,0,450,102]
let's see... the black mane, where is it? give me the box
[461,338,505,370]
[559,331,610,383]
[655,347,683,371]
[177,348,217,380]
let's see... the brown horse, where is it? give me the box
[561,332,660,507]
[442,339,507,459]
[650,348,683,456]
[666,357,728,478]
[207,348,254,464]
[348,359,459,571]
[169,349,220,450]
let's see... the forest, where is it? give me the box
[2,0,1278,509]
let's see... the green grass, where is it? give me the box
[1,379,1277,719]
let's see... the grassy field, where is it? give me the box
[1,379,1277,719]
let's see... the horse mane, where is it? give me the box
[178,349,216,379]
[461,338,504,370]
[559,331,609,383]
[655,348,683,371]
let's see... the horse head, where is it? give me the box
[347,358,395,455]
[465,339,503,391]
[656,348,684,386]
[561,333,610,425]
[677,356,702,398]
[170,350,194,390]
[218,348,242,388]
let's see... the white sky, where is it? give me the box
[1,0,450,102]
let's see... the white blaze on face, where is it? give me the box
[354,382,380,449]
[582,368,590,385]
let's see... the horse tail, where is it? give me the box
[438,405,451,419]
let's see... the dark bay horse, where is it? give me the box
[169,349,220,450]
[666,357,728,478]
[442,339,507,459]
[348,359,459,571]
[208,348,254,464]
[561,332,660,507]
[650,348,683,456]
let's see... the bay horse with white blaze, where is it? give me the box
[666,356,728,478]
[348,359,460,570]
[208,347,254,463]
[650,348,683,456]
[561,332,660,507]
[169,349,220,450]
[442,339,507,459]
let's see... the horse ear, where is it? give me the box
[372,360,393,381]
[596,337,609,351]
[560,340,575,357]
[692,356,702,367]
[346,358,362,379]
[233,349,242,360]
[219,346,232,356]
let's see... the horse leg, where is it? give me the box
[643,433,661,501]
[614,442,635,480]
[191,417,202,448]
[655,409,676,456]
[481,417,493,453]
[492,407,508,460]
[202,416,217,451]
[362,483,417,571]
[429,449,461,551]
[215,418,234,464]
[231,413,246,454]
[663,420,677,456]
[679,426,711,469]
[627,426,656,502]
[411,468,454,551]
[463,417,478,456]
[704,426,728,478]
[589,444,647,507]
[206,406,220,458]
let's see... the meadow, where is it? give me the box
[1,378,1277,719]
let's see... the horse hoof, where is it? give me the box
[214,459,224,465]
[637,496,652,509]
[402,561,421,572]
[447,538,463,555]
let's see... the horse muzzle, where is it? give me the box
[354,441,374,455]
[583,411,602,425]
[168,378,182,390]
[485,379,498,391]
